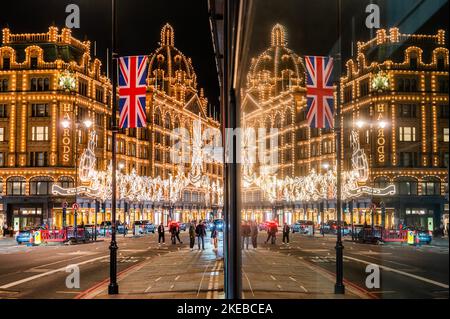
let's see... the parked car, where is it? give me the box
[325,221,350,236]
[357,226,383,244]
[16,229,33,244]
[134,221,156,234]
[292,220,314,234]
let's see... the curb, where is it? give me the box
[75,257,150,299]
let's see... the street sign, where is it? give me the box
[407,231,415,245]
[72,203,79,210]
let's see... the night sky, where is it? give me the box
[1,0,448,113]
[0,0,220,113]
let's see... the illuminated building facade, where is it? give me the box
[341,28,449,230]
[0,25,222,231]
[146,24,223,224]
[241,25,336,225]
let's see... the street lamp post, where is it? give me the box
[108,0,119,295]
[334,0,345,295]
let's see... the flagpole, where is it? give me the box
[334,0,345,295]
[108,0,119,295]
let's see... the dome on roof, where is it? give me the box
[148,24,197,91]
[247,24,305,92]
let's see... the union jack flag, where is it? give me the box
[305,56,335,129]
[118,55,148,128]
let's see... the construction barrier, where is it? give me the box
[382,229,409,243]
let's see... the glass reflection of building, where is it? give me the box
[241,25,336,226]
[342,28,449,231]
[0,25,222,232]
[242,26,449,231]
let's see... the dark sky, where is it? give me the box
[0,0,220,115]
[1,0,448,111]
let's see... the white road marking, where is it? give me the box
[174,275,180,281]
[0,255,108,289]
[344,255,449,289]
[270,275,277,281]
[154,277,162,282]
[144,285,152,293]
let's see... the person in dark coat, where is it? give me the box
[169,222,178,245]
[282,223,290,244]
[189,221,196,251]
[250,221,258,248]
[241,221,251,250]
[157,223,165,244]
[175,223,183,244]
[196,222,206,250]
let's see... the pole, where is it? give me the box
[108,0,119,295]
[74,91,78,242]
[335,0,345,295]
[94,199,98,241]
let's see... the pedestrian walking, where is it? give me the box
[175,223,183,244]
[250,221,258,248]
[189,221,196,251]
[157,223,165,244]
[241,221,251,250]
[2,224,7,237]
[169,222,177,245]
[196,221,206,250]
[282,223,290,244]
[265,222,278,244]
[211,224,218,250]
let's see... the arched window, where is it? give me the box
[421,177,440,196]
[174,117,181,130]
[395,177,418,195]
[154,109,162,126]
[7,177,26,195]
[164,113,171,130]
[58,176,74,189]
[30,177,53,195]
[0,178,3,195]
[274,114,282,129]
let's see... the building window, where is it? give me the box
[399,127,416,142]
[359,80,369,97]
[0,127,5,142]
[0,104,7,117]
[374,177,389,189]
[421,178,440,196]
[30,152,48,167]
[444,153,449,168]
[29,177,53,195]
[0,152,5,167]
[58,176,75,188]
[0,79,8,92]
[444,128,449,142]
[438,77,449,93]
[440,105,449,119]
[399,152,417,167]
[396,178,418,195]
[344,86,352,103]
[7,177,26,195]
[95,87,104,103]
[78,80,88,96]
[31,103,49,117]
[398,104,417,118]
[2,57,10,70]
[31,126,49,141]
[30,78,50,91]
[30,57,38,69]
[397,78,418,92]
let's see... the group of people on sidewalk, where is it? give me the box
[241,221,292,250]
[156,220,219,252]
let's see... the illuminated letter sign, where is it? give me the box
[376,104,385,163]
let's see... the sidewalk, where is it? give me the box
[78,242,224,299]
